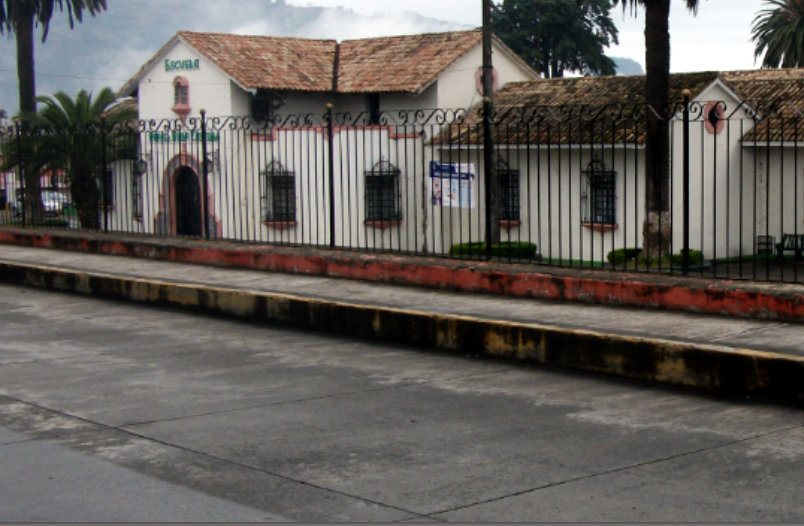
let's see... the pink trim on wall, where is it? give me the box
[154,153,221,237]
[704,102,726,135]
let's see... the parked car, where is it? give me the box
[41,191,69,216]
[9,191,71,218]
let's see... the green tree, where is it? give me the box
[2,88,136,228]
[0,0,107,221]
[752,0,804,68]
[492,0,619,78]
[611,0,700,258]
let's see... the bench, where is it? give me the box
[776,234,804,259]
[756,235,775,255]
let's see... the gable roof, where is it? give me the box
[337,29,481,94]
[432,69,804,145]
[119,29,536,98]
[180,31,337,92]
[118,32,337,96]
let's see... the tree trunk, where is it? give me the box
[70,171,101,230]
[15,8,36,116]
[15,8,44,224]
[642,0,672,260]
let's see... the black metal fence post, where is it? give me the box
[14,120,25,228]
[200,109,210,240]
[326,103,336,249]
[100,118,109,233]
[682,90,691,275]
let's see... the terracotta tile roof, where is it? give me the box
[179,31,337,92]
[433,69,804,145]
[721,69,804,142]
[119,29,514,98]
[433,72,719,145]
[337,30,483,94]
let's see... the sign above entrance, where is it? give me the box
[149,131,220,143]
[165,59,200,72]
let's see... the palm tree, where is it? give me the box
[0,0,107,221]
[21,88,135,228]
[611,0,700,258]
[0,0,107,116]
[752,0,804,68]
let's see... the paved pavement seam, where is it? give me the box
[0,393,442,522]
[427,423,804,518]
[119,381,427,428]
[1,259,803,404]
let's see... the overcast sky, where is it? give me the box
[0,0,771,115]
[287,0,764,72]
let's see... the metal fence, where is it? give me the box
[1,102,802,284]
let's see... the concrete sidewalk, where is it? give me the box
[0,232,803,404]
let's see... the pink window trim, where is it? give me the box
[172,76,191,119]
[263,220,298,230]
[582,222,619,233]
[364,219,402,230]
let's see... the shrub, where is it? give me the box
[608,248,704,268]
[607,248,642,265]
[669,249,704,267]
[449,241,539,260]
[31,219,69,228]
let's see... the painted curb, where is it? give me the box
[1,229,802,323]
[2,260,802,405]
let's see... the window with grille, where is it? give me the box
[131,173,142,218]
[497,162,520,221]
[261,160,296,222]
[583,160,616,224]
[174,78,189,106]
[365,160,401,222]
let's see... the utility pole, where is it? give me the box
[482,0,499,259]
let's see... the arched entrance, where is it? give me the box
[174,166,203,237]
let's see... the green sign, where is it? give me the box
[149,131,220,143]
[165,59,200,72]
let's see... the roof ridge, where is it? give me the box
[178,30,336,44]
[340,28,481,44]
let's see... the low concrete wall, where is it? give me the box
[0,228,802,323]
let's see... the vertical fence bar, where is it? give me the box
[200,110,210,240]
[326,104,336,248]
[100,119,109,233]
[682,91,691,274]
[15,121,26,228]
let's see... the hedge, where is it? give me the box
[449,241,539,260]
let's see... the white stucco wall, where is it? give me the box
[434,144,645,263]
[437,41,538,111]
[136,40,237,121]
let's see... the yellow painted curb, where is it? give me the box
[1,260,802,404]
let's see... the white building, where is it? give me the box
[109,29,538,244]
[433,69,804,263]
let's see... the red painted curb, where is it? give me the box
[1,230,802,323]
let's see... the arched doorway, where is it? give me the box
[174,166,202,237]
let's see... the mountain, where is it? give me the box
[612,57,644,76]
[0,0,468,116]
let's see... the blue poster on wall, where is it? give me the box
[429,162,475,208]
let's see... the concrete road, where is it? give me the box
[0,284,802,522]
